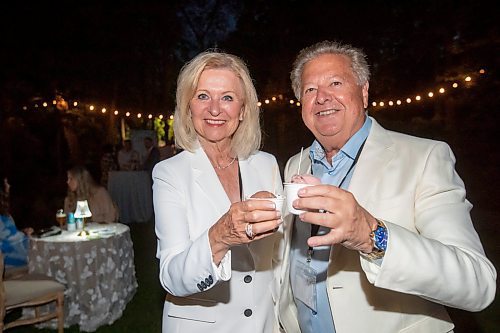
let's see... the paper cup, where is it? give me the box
[246,194,284,214]
[284,183,313,214]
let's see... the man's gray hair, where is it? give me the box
[290,40,370,99]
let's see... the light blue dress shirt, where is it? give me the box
[290,116,372,333]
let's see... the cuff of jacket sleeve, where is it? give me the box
[212,250,231,281]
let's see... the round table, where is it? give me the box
[27,223,138,332]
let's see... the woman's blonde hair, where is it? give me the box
[65,165,97,212]
[173,51,261,159]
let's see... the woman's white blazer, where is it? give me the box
[153,147,283,333]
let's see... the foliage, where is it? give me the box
[154,117,166,142]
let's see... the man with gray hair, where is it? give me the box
[278,40,496,332]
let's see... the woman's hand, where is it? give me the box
[208,193,282,265]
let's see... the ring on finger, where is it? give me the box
[245,223,254,239]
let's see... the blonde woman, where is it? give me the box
[153,51,283,332]
[64,165,118,223]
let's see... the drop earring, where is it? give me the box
[239,113,243,121]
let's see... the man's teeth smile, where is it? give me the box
[317,110,337,116]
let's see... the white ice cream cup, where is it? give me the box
[284,183,313,214]
[246,194,285,214]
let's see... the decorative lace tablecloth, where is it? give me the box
[27,223,138,332]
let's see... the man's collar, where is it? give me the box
[310,116,372,162]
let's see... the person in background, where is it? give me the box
[117,139,140,171]
[278,40,496,333]
[100,143,118,186]
[64,165,118,223]
[153,51,283,333]
[0,177,32,268]
[142,136,160,176]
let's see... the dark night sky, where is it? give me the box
[0,0,498,115]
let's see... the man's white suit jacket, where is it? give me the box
[278,117,496,333]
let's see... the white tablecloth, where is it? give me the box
[108,171,153,223]
[27,223,138,332]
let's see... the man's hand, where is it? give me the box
[294,184,377,253]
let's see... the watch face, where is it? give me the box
[373,221,388,251]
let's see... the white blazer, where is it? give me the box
[278,118,496,333]
[153,147,283,333]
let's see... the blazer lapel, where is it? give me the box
[348,118,395,211]
[238,158,251,200]
[192,148,231,217]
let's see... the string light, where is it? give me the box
[17,67,486,116]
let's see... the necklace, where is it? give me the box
[215,157,237,170]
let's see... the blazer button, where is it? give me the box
[205,277,212,286]
[244,275,252,283]
[200,281,207,289]
[208,275,213,283]
[244,309,252,317]
[197,283,203,292]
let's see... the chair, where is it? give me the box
[0,254,65,333]
[3,266,28,280]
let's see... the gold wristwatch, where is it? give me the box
[361,219,388,260]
